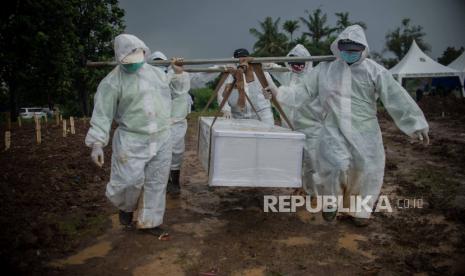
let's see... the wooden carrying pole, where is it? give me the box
[251,63,294,130]
[201,63,295,129]
[86,55,335,68]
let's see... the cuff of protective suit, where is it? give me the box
[406,123,429,137]
[92,142,103,149]
[85,131,108,148]
[171,72,190,89]
[171,71,189,80]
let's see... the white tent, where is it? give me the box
[389,40,464,96]
[448,51,465,94]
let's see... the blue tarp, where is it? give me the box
[431,76,463,89]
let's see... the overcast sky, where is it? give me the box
[119,0,465,61]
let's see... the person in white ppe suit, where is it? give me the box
[264,25,429,226]
[149,51,217,195]
[218,48,275,126]
[85,34,190,235]
[265,44,322,196]
[268,44,313,89]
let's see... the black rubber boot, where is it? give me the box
[167,170,181,195]
[139,227,169,238]
[322,210,338,222]
[119,210,133,226]
[351,217,370,227]
[139,227,164,236]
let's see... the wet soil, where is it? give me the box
[1,96,465,275]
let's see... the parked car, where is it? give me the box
[19,107,47,119]
[41,107,54,116]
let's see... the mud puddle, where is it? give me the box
[338,233,375,260]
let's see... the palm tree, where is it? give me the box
[299,9,337,44]
[249,17,289,56]
[335,12,367,32]
[385,18,430,61]
[294,34,310,47]
[283,20,300,42]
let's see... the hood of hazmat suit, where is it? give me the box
[285,44,313,73]
[114,34,151,64]
[272,44,313,129]
[277,25,428,217]
[85,34,190,229]
[149,51,168,61]
[270,44,313,87]
[85,34,185,146]
[149,51,169,72]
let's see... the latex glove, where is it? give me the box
[223,110,232,119]
[91,143,104,167]
[262,86,278,100]
[171,57,184,74]
[414,129,430,146]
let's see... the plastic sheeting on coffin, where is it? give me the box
[197,117,305,187]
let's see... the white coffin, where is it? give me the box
[197,117,305,187]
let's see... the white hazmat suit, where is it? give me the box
[268,44,322,194]
[85,34,190,228]
[218,69,275,126]
[275,26,429,218]
[148,51,192,172]
[149,51,216,172]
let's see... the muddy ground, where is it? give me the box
[1,96,465,275]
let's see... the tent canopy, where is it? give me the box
[390,40,460,78]
[448,51,465,86]
[448,51,465,73]
[390,40,464,97]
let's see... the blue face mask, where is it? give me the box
[121,62,144,73]
[340,51,362,64]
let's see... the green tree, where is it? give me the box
[283,20,300,42]
[438,46,464,65]
[71,0,125,116]
[294,34,310,46]
[249,17,289,56]
[385,18,430,62]
[299,9,337,44]
[334,12,367,32]
[0,0,125,118]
